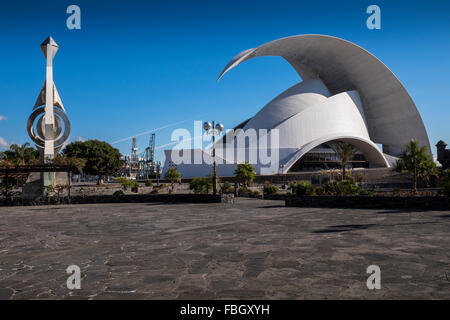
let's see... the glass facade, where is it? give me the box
[288,142,368,172]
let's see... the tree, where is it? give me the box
[62,140,123,184]
[330,141,358,180]
[1,143,41,188]
[395,139,438,192]
[234,162,255,188]
[1,143,40,165]
[51,154,86,174]
[164,166,181,191]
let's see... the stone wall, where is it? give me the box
[0,193,224,207]
[285,195,450,210]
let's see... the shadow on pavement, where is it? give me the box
[313,224,375,233]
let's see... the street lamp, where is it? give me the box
[203,120,224,195]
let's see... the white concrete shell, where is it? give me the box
[218,34,431,156]
[163,35,430,177]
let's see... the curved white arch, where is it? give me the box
[249,90,370,151]
[282,134,390,173]
[238,87,372,151]
[218,34,431,156]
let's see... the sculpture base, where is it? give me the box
[22,172,69,199]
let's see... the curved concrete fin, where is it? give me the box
[217,48,256,81]
[216,34,431,155]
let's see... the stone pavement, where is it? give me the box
[0,199,449,299]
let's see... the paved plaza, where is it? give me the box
[0,199,449,299]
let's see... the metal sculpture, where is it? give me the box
[27,36,70,161]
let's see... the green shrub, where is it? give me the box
[291,180,315,196]
[358,189,373,196]
[324,180,340,194]
[221,182,234,194]
[325,180,358,195]
[189,177,213,194]
[263,185,279,195]
[340,179,359,195]
[145,179,153,187]
[315,186,325,195]
[113,190,125,196]
[116,177,138,191]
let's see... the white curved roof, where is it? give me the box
[243,79,330,131]
[218,34,431,156]
[235,79,389,170]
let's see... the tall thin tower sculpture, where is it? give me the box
[27,36,71,188]
[42,36,57,160]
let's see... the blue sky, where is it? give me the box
[0,0,449,161]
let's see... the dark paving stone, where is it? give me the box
[0,199,449,299]
[143,274,175,284]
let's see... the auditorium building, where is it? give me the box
[163,35,431,178]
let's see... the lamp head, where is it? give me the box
[215,123,224,133]
[203,121,212,131]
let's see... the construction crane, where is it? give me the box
[145,133,155,165]
[140,133,157,179]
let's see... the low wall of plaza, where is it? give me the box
[285,195,450,210]
[0,193,225,206]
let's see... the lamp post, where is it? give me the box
[203,121,224,195]
[156,161,161,187]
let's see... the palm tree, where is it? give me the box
[164,166,181,191]
[330,142,358,180]
[395,139,438,192]
[9,143,30,165]
[3,143,40,166]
